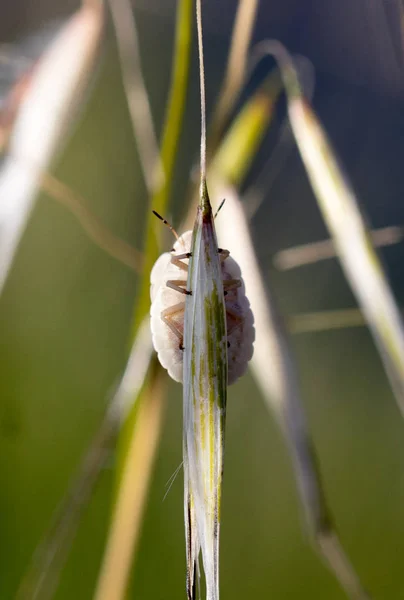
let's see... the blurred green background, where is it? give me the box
[1,2,404,598]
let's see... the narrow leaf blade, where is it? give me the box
[0,4,104,294]
[215,186,371,600]
[269,41,404,417]
[183,187,227,600]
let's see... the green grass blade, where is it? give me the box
[133,0,192,332]
[210,72,282,189]
[183,184,227,600]
[183,73,282,232]
[96,2,193,597]
[183,69,285,235]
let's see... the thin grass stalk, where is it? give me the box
[184,73,282,231]
[215,186,370,600]
[132,0,192,332]
[184,0,258,227]
[108,0,164,194]
[261,40,404,418]
[288,308,367,334]
[95,1,193,596]
[94,360,166,600]
[0,153,143,274]
[274,226,404,271]
[40,170,143,273]
[208,0,259,153]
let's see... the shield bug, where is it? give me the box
[150,210,255,385]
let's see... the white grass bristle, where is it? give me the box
[150,230,254,384]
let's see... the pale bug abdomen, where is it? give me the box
[150,230,254,385]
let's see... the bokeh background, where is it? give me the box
[1,1,404,598]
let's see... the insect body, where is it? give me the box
[150,229,255,385]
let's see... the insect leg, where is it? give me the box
[167,279,192,295]
[161,302,186,349]
[223,279,241,296]
[171,253,191,271]
[175,252,192,260]
[225,305,245,335]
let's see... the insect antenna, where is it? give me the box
[163,461,184,502]
[214,198,226,219]
[152,210,179,240]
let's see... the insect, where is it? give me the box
[150,211,255,385]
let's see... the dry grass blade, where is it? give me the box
[16,317,153,600]
[208,0,259,152]
[288,308,367,334]
[260,40,404,418]
[40,170,143,273]
[0,3,104,295]
[108,0,163,194]
[274,226,404,271]
[243,55,315,219]
[94,358,166,600]
[215,186,371,600]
